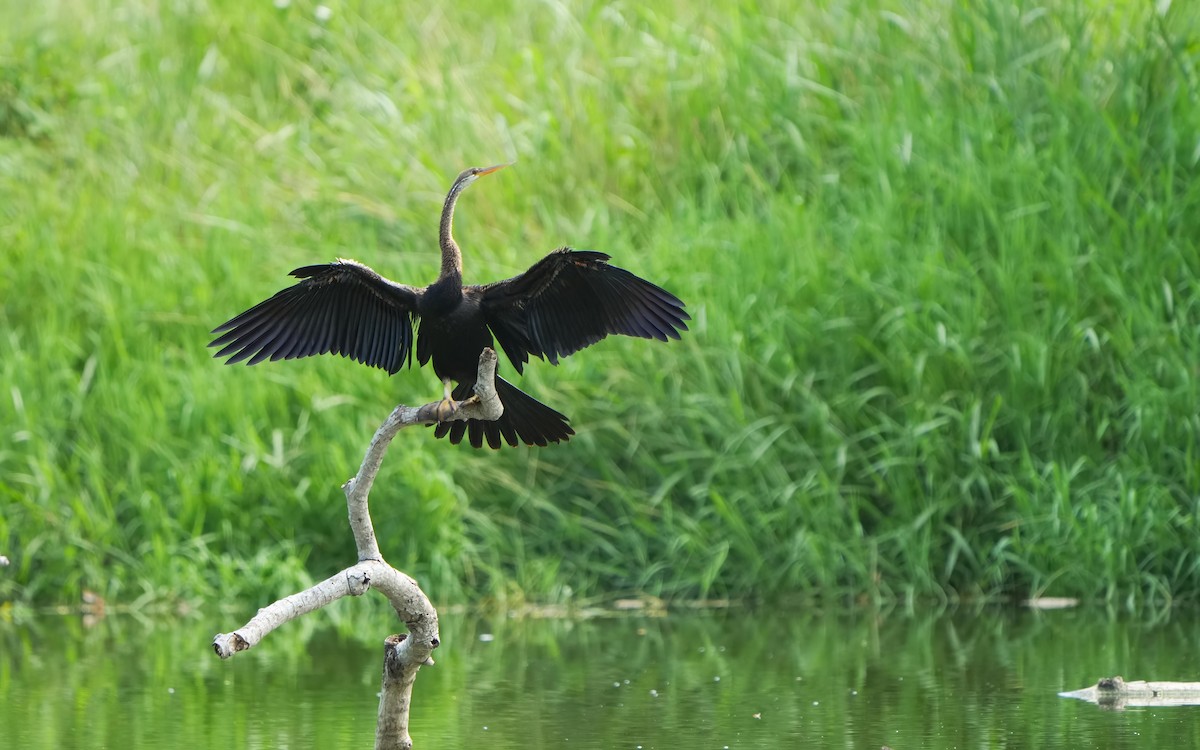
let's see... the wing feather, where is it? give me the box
[476,248,688,373]
[211,260,419,374]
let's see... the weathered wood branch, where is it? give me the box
[342,348,503,562]
[212,348,503,750]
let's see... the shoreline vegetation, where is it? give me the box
[2,1,1198,613]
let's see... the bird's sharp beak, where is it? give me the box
[477,163,509,178]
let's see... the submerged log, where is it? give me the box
[1059,676,1200,709]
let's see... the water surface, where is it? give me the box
[2,605,1197,748]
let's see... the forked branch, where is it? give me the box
[212,348,503,750]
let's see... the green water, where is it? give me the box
[2,607,1198,748]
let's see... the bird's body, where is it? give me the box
[417,273,489,381]
[211,165,688,449]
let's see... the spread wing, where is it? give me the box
[210,259,420,374]
[476,248,689,374]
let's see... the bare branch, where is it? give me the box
[213,348,502,750]
[345,348,501,561]
[213,566,372,657]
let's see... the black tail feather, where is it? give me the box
[433,377,574,449]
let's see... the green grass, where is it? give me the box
[1,0,1198,611]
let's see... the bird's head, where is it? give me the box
[439,163,512,263]
[452,163,508,193]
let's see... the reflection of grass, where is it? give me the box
[1,0,1198,609]
[3,610,1196,749]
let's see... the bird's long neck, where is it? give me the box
[438,179,468,280]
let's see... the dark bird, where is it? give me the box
[210,164,689,449]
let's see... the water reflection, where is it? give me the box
[1,606,1198,748]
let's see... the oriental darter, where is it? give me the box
[210,164,689,449]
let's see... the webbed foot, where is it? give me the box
[435,378,460,422]
[435,397,458,422]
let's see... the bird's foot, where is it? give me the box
[435,397,458,422]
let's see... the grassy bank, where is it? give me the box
[1,0,1198,611]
